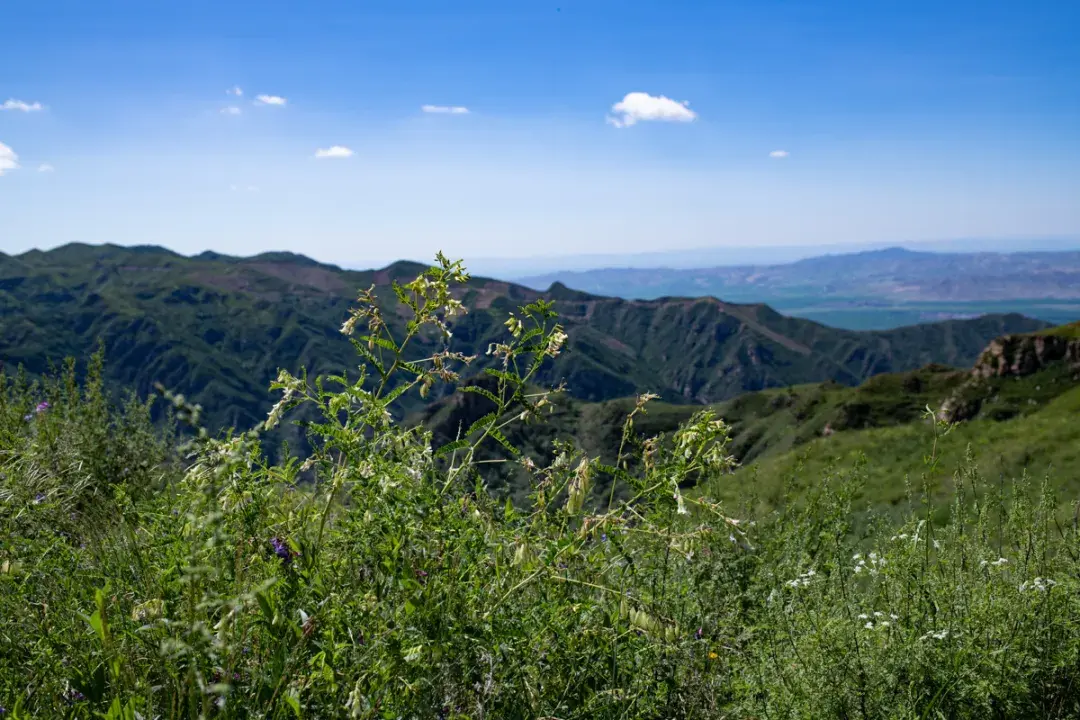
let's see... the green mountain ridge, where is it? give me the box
[0,243,1051,460]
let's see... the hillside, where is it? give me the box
[0,244,1048,450]
[420,322,1080,506]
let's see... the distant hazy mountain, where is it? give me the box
[516,247,1080,302]
[459,238,1080,278]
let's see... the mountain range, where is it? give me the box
[515,247,1080,330]
[0,243,1051,454]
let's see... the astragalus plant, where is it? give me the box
[1,256,1078,719]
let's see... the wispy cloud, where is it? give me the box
[421,104,469,115]
[221,106,242,115]
[769,150,790,158]
[0,142,18,175]
[314,145,355,159]
[226,86,243,97]
[229,184,259,192]
[2,99,44,112]
[255,94,287,106]
[38,163,54,173]
[606,92,696,128]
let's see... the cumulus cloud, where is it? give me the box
[226,86,243,96]
[769,150,789,158]
[421,104,469,114]
[0,142,18,175]
[221,106,242,115]
[606,92,696,128]
[38,163,54,172]
[314,145,354,159]
[2,99,44,112]
[255,94,287,106]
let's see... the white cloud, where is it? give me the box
[38,163,54,172]
[229,184,259,192]
[314,145,354,159]
[226,86,243,96]
[255,94,287,106]
[221,106,242,115]
[606,92,696,128]
[421,104,469,114]
[0,142,19,175]
[769,150,789,158]
[2,99,44,112]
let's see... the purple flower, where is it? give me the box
[695,627,704,640]
[36,401,50,413]
[270,537,295,566]
[63,690,86,704]
[34,493,46,504]
[24,414,33,422]
[600,533,608,543]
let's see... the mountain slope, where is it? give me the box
[0,244,1049,445]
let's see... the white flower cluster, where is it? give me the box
[852,552,886,575]
[858,611,897,630]
[919,629,952,641]
[786,568,816,588]
[979,557,1009,568]
[1019,577,1057,593]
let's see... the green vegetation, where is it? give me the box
[2,257,1079,718]
[0,244,1049,460]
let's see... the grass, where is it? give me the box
[1,257,1079,719]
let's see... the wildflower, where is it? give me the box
[864,622,874,630]
[34,492,45,504]
[270,537,297,566]
[36,401,49,413]
[880,621,890,628]
[708,651,718,659]
[857,613,869,620]
[64,690,87,704]
[920,629,950,641]
[600,533,608,543]
[873,611,883,617]
[695,627,704,640]
[1020,577,1057,593]
[992,557,1008,566]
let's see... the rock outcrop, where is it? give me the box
[970,332,1080,380]
[938,325,1080,423]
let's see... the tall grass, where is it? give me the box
[1,256,1078,719]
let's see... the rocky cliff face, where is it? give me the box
[971,333,1080,380]
[938,327,1080,423]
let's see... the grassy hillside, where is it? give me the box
[0,244,1049,455]
[2,267,1078,718]
[419,324,1080,507]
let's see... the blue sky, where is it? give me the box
[1,0,1079,268]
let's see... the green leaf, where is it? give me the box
[488,426,520,456]
[435,438,470,457]
[460,384,502,406]
[285,690,302,717]
[464,412,498,439]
